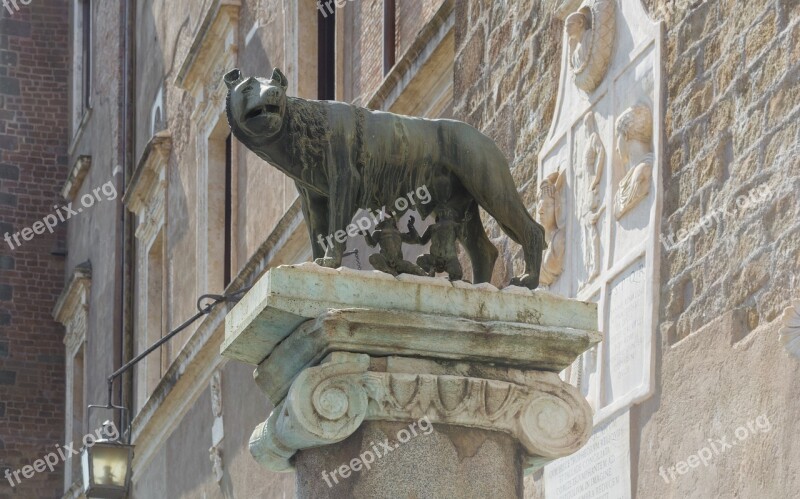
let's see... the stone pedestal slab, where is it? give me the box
[221,264,600,498]
[222,263,597,365]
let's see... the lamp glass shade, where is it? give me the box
[81,442,133,499]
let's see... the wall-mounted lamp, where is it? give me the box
[82,287,250,498]
[81,421,134,498]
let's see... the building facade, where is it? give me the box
[1,0,797,497]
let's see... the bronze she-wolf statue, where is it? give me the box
[224,67,545,289]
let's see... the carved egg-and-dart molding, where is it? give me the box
[249,354,593,472]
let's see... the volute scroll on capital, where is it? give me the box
[249,354,593,472]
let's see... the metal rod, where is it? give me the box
[103,286,251,407]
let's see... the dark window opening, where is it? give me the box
[383,0,396,75]
[318,8,336,100]
[224,134,233,287]
[81,0,92,109]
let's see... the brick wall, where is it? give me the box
[348,0,384,104]
[653,0,799,343]
[0,0,69,497]
[345,0,448,106]
[453,0,799,496]
[396,0,445,58]
[453,0,799,334]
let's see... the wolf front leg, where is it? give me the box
[314,172,359,268]
[297,183,330,260]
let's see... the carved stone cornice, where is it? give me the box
[53,262,92,355]
[174,0,240,125]
[249,353,592,472]
[125,132,171,213]
[176,0,241,89]
[365,0,454,111]
[124,132,170,243]
[61,155,92,201]
[253,307,601,404]
[223,263,599,365]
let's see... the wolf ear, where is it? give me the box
[271,68,288,89]
[224,68,243,90]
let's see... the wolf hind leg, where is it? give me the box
[458,203,498,284]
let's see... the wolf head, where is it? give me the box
[224,67,288,142]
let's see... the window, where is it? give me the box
[224,134,233,287]
[53,265,91,493]
[125,134,170,410]
[134,229,165,411]
[318,6,336,100]
[383,0,396,75]
[70,345,85,484]
[81,0,91,110]
[72,0,92,130]
[145,231,164,395]
[207,121,234,292]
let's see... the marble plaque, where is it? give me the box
[538,0,663,424]
[544,409,631,499]
[604,261,646,405]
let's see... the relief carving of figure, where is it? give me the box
[576,113,606,287]
[209,446,224,483]
[536,170,567,286]
[564,1,616,93]
[566,11,592,73]
[779,300,800,358]
[614,105,653,218]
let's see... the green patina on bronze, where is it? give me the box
[224,68,545,288]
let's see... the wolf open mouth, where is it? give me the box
[245,104,281,121]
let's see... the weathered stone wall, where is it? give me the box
[453,0,798,497]
[345,0,385,104]
[455,0,798,324]
[655,0,799,342]
[64,0,126,433]
[640,0,799,497]
[0,1,69,497]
